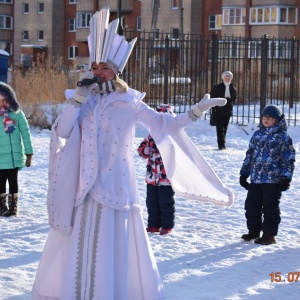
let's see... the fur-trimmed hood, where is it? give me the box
[0,81,20,112]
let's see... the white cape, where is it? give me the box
[47,91,234,234]
[149,113,234,207]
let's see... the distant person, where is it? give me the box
[0,82,34,217]
[137,105,175,236]
[210,71,237,150]
[240,105,295,245]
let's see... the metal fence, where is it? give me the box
[121,31,300,126]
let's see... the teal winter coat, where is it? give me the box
[0,109,34,170]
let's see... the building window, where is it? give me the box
[77,13,92,28]
[69,18,76,31]
[37,30,44,41]
[250,6,297,24]
[279,41,292,59]
[23,3,29,14]
[155,29,160,39]
[136,16,141,31]
[22,30,29,41]
[171,28,179,39]
[248,40,293,59]
[268,40,293,59]
[0,15,12,29]
[248,40,262,58]
[68,46,78,59]
[280,7,296,23]
[172,0,179,9]
[37,2,44,14]
[0,0,13,3]
[218,40,244,58]
[223,8,246,25]
[266,8,277,23]
[0,41,12,54]
[209,15,222,30]
[69,0,77,3]
[120,17,125,27]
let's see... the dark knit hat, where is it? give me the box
[0,81,20,112]
[261,105,282,122]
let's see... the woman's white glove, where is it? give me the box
[73,71,98,104]
[192,94,227,117]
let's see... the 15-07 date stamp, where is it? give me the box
[269,272,300,282]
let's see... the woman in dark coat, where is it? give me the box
[210,71,237,150]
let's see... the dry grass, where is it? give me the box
[10,55,79,129]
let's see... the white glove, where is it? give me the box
[73,71,98,104]
[192,94,227,117]
[144,147,153,155]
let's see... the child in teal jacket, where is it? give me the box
[0,81,34,217]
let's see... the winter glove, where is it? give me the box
[192,94,227,117]
[279,177,290,191]
[25,154,32,167]
[143,146,154,155]
[239,174,250,190]
[73,71,98,104]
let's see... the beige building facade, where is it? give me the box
[0,0,299,68]
[13,0,64,66]
[141,0,203,37]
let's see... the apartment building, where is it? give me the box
[142,0,299,38]
[0,0,13,59]
[64,0,141,67]
[14,0,64,66]
[221,0,298,38]
[0,0,299,68]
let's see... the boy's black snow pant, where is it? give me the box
[244,183,281,236]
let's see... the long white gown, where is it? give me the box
[32,194,164,299]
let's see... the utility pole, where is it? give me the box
[151,0,159,32]
[179,0,184,37]
[117,0,123,35]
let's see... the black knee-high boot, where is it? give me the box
[0,193,9,216]
[5,193,19,217]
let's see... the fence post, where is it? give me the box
[289,37,295,109]
[260,35,268,117]
[211,31,219,88]
[164,35,170,104]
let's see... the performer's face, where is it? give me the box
[91,63,115,83]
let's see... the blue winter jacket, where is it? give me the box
[240,116,295,183]
[0,109,34,170]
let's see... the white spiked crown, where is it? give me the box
[88,6,137,74]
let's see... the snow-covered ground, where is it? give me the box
[0,116,299,299]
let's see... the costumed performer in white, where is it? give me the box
[32,6,234,300]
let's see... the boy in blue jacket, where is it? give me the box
[239,105,295,245]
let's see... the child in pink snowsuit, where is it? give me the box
[138,105,175,235]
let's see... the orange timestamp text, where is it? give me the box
[269,272,300,282]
